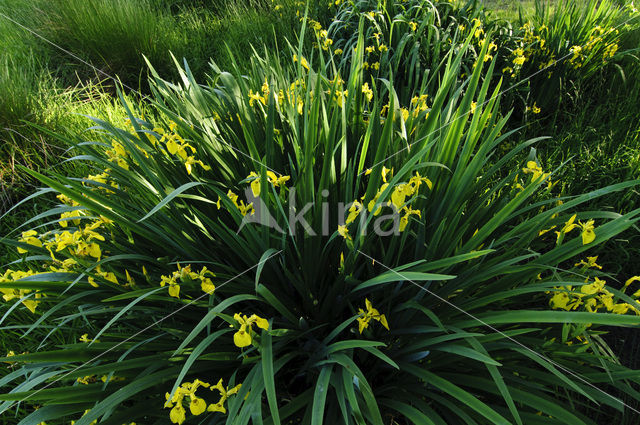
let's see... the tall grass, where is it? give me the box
[0,47,65,217]
[0,53,49,135]
[0,0,305,88]
[0,0,303,252]
[172,0,302,80]
[16,0,186,86]
[506,0,640,115]
[0,14,51,131]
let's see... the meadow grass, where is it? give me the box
[0,81,147,267]
[480,0,551,20]
[0,0,301,216]
[0,0,303,88]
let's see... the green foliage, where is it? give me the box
[504,0,640,115]
[327,0,511,103]
[497,0,640,278]
[4,0,188,86]
[482,0,541,21]
[0,0,303,216]
[326,0,640,121]
[0,0,302,88]
[2,17,640,423]
[521,53,640,281]
[0,53,50,137]
[0,14,51,132]
[0,80,146,269]
[2,0,640,424]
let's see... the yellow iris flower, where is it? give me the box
[579,219,596,244]
[581,277,606,295]
[574,256,602,269]
[233,313,269,348]
[361,82,373,102]
[346,201,363,224]
[17,230,42,253]
[399,207,421,232]
[247,171,290,197]
[357,298,389,333]
[337,224,351,241]
[208,378,242,413]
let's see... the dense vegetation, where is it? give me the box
[1,0,640,423]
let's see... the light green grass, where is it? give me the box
[0,0,302,218]
[480,0,545,20]
[0,81,147,266]
[1,0,303,87]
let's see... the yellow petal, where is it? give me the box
[212,378,225,394]
[88,276,99,288]
[125,270,135,286]
[357,317,368,334]
[190,397,207,415]
[164,392,174,408]
[228,383,242,396]
[378,314,389,330]
[549,292,570,310]
[625,276,640,287]
[250,178,261,197]
[337,225,351,241]
[104,272,118,284]
[381,166,392,183]
[233,329,252,348]
[399,215,409,232]
[582,229,596,245]
[201,279,215,294]
[166,138,179,155]
[254,316,269,330]
[207,402,226,413]
[600,294,614,311]
[88,243,101,259]
[177,147,188,161]
[168,284,180,298]
[612,303,630,314]
[22,299,39,314]
[390,187,406,211]
[169,405,186,424]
